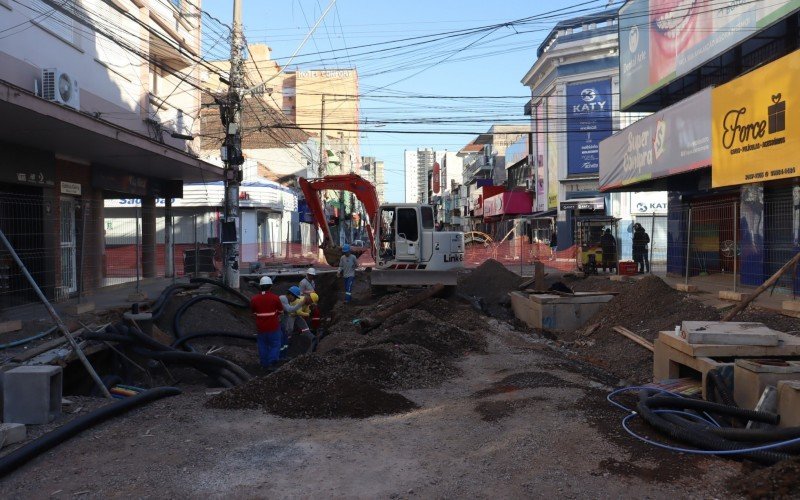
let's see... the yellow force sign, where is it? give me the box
[712,50,800,188]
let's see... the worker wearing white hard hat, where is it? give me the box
[249,276,283,367]
[299,267,317,295]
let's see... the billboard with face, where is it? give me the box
[619,0,800,110]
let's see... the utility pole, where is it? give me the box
[318,95,326,176]
[221,0,245,288]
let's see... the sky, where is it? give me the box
[201,0,615,202]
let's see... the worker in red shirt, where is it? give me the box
[250,276,283,368]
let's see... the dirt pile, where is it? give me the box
[208,289,488,418]
[560,275,719,383]
[458,259,523,318]
[207,368,418,418]
[730,457,800,499]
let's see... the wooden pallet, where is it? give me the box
[653,338,730,399]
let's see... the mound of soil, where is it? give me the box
[730,457,800,500]
[376,308,487,356]
[561,275,719,383]
[458,259,523,318]
[207,369,418,418]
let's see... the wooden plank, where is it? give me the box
[613,326,654,352]
[11,328,85,362]
[681,321,780,347]
[0,320,22,334]
[658,330,800,357]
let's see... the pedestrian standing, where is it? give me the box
[549,229,558,261]
[338,243,358,303]
[632,223,651,274]
[600,228,617,273]
[249,276,283,368]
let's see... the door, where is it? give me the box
[59,198,77,296]
[395,207,419,262]
[241,211,258,262]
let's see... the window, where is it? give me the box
[28,0,81,48]
[397,208,418,241]
[171,0,182,10]
[421,206,434,229]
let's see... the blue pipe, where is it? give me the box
[0,326,57,350]
[622,412,800,455]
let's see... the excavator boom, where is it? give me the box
[298,174,379,265]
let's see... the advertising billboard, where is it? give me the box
[536,104,546,211]
[566,79,613,175]
[619,0,800,110]
[712,50,800,187]
[505,136,529,168]
[546,96,559,209]
[599,87,712,190]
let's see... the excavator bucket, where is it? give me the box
[322,244,367,267]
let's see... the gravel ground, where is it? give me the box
[0,320,744,499]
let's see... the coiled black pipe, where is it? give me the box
[643,395,780,425]
[172,295,249,342]
[0,387,181,478]
[709,426,800,443]
[636,394,790,465]
[171,332,256,349]
[189,277,250,306]
[151,283,203,319]
[134,349,252,384]
[707,370,738,408]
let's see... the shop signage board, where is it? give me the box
[619,0,799,110]
[712,50,800,187]
[566,79,612,175]
[599,87,711,190]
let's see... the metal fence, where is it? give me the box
[0,192,322,310]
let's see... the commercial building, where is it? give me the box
[0,0,222,305]
[404,148,436,204]
[521,7,663,258]
[603,0,800,289]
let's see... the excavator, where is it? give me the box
[299,174,464,286]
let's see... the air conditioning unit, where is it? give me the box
[42,69,80,110]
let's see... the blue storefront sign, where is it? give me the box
[566,79,612,175]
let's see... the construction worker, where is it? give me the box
[338,243,358,303]
[249,276,283,368]
[279,286,312,357]
[600,228,617,273]
[299,267,316,294]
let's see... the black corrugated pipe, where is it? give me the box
[636,395,790,465]
[0,387,181,478]
[134,349,251,384]
[189,277,250,306]
[644,395,780,425]
[151,283,203,319]
[171,332,256,350]
[707,370,738,408]
[172,295,249,342]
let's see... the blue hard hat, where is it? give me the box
[289,285,301,297]
[342,244,351,253]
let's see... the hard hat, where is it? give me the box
[342,243,351,253]
[259,276,273,286]
[289,285,302,297]
[306,267,317,276]
[309,292,319,304]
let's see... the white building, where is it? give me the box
[0,0,221,299]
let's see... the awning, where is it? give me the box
[560,197,605,211]
[526,209,556,219]
[0,79,222,184]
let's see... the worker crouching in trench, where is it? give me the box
[279,286,318,359]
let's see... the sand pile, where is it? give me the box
[458,259,523,318]
[561,275,719,383]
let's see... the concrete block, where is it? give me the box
[734,360,800,411]
[675,284,698,292]
[609,275,630,282]
[64,302,95,315]
[681,321,780,346]
[778,380,800,428]
[0,423,26,447]
[3,365,63,424]
[0,320,22,334]
[719,291,749,302]
[782,300,800,312]
[782,309,800,319]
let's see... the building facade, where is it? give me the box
[0,0,221,304]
